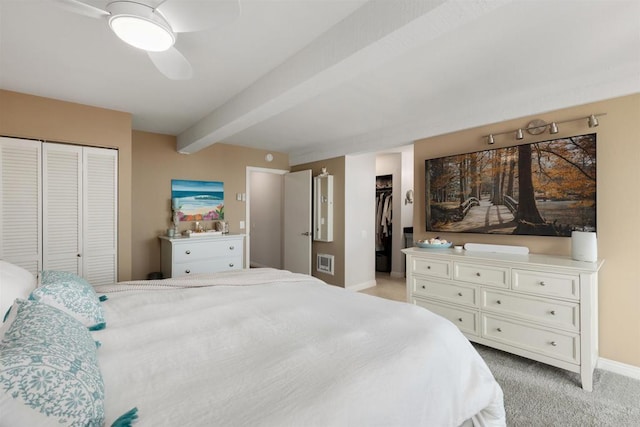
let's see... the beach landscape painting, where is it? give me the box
[171,179,224,221]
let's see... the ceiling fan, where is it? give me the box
[55,0,241,80]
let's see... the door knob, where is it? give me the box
[301,231,311,236]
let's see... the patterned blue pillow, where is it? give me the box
[0,299,105,426]
[30,271,106,331]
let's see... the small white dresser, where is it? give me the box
[159,234,244,278]
[402,247,604,391]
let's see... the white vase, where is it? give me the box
[571,231,597,262]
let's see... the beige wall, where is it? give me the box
[292,157,346,287]
[0,90,133,281]
[413,93,640,368]
[131,131,289,280]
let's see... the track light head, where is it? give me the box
[549,122,559,134]
[588,114,599,128]
[515,129,524,140]
[487,134,495,145]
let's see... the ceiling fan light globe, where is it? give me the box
[109,15,175,52]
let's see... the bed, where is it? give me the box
[1,263,505,426]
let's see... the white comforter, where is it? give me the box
[94,269,504,427]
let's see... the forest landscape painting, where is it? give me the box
[171,179,224,221]
[425,134,596,237]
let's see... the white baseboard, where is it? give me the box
[346,279,376,292]
[598,357,640,380]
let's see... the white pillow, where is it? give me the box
[0,260,37,321]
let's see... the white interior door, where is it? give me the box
[283,170,312,274]
[83,147,118,286]
[43,143,83,274]
[0,137,42,275]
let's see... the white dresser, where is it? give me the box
[402,247,604,391]
[159,234,244,278]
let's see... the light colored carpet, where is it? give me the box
[474,343,640,426]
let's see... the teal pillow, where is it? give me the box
[0,299,105,426]
[30,271,106,331]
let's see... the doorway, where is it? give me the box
[247,168,286,268]
[375,174,393,273]
[246,167,312,274]
[375,147,413,279]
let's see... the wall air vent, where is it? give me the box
[317,253,334,275]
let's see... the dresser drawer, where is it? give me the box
[482,290,579,331]
[172,257,242,277]
[512,269,580,300]
[173,239,241,263]
[454,262,509,288]
[413,298,478,336]
[412,277,477,307]
[410,257,451,279]
[482,314,580,364]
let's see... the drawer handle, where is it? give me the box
[427,266,431,270]
[229,263,234,267]
[185,250,191,255]
[539,281,546,286]
[550,341,557,347]
[475,272,481,277]
[496,300,502,304]
[496,327,502,332]
[457,292,463,297]
[457,318,463,322]
[421,285,426,289]
[550,310,556,316]
[185,269,191,274]
[229,246,235,250]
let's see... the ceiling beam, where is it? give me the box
[177,0,511,154]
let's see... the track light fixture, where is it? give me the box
[483,113,605,145]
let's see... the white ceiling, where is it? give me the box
[1,0,639,165]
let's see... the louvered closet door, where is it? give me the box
[83,147,117,286]
[43,143,82,274]
[0,137,42,275]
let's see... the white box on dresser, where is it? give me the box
[402,247,604,391]
[159,234,245,278]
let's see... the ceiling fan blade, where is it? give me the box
[157,0,241,33]
[53,0,110,19]
[147,47,193,80]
